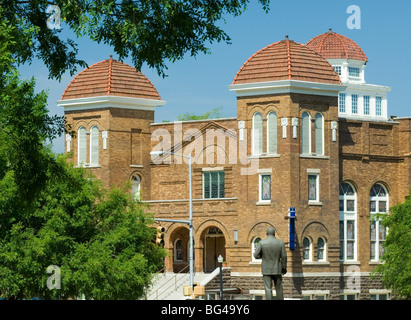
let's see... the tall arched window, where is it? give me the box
[267,111,277,154]
[303,237,312,261]
[78,126,87,165]
[314,113,323,155]
[251,237,262,262]
[174,239,183,262]
[339,182,357,261]
[370,183,388,261]
[317,237,326,261]
[131,175,141,200]
[301,112,311,154]
[90,126,99,165]
[252,112,263,155]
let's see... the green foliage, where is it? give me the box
[177,106,225,121]
[373,192,411,299]
[0,18,165,297]
[0,156,166,300]
[1,0,270,78]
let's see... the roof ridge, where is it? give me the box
[107,56,113,95]
[286,39,292,80]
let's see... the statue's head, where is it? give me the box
[266,227,275,237]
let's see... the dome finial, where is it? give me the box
[109,54,113,59]
[329,28,333,33]
[285,34,289,40]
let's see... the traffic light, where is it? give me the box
[156,226,165,246]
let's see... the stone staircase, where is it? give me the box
[145,269,215,300]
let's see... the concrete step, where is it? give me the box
[146,272,212,300]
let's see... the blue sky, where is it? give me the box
[19,0,411,154]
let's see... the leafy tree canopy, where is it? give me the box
[176,106,226,121]
[0,17,165,300]
[0,154,165,299]
[374,192,411,299]
[2,0,270,79]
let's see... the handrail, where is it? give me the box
[147,264,192,300]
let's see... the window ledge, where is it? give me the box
[302,261,330,266]
[249,261,262,265]
[369,260,384,265]
[256,201,271,206]
[308,201,323,206]
[340,260,361,265]
[130,164,143,168]
[248,154,280,159]
[75,164,101,168]
[300,154,329,159]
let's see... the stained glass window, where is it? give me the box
[203,171,225,199]
[308,175,318,201]
[261,175,271,201]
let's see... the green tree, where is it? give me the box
[373,192,411,299]
[2,0,270,79]
[177,106,226,121]
[0,24,165,299]
[0,155,165,299]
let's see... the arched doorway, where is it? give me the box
[204,227,226,273]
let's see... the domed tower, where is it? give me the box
[58,56,165,196]
[228,37,345,272]
[306,29,391,120]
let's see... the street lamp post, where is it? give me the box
[218,254,224,300]
[150,150,194,290]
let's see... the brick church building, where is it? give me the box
[58,30,411,300]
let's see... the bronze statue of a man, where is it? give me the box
[253,227,287,300]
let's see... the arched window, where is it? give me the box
[251,237,262,262]
[317,237,326,261]
[267,111,277,154]
[174,239,183,262]
[370,183,388,261]
[301,112,311,154]
[90,126,99,165]
[314,113,323,155]
[303,237,312,261]
[78,126,87,165]
[131,175,141,200]
[252,112,263,155]
[339,182,357,261]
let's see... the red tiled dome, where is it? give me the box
[232,37,341,85]
[306,29,368,62]
[61,57,161,100]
